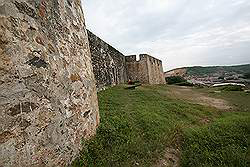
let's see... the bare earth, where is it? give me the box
[160,86,231,110]
[154,147,180,167]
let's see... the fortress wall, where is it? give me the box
[87,31,165,87]
[0,0,99,166]
[87,30,127,91]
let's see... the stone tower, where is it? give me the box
[0,0,99,166]
[125,54,165,84]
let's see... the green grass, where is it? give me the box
[181,112,250,167]
[72,85,250,167]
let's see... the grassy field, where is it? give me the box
[72,85,250,167]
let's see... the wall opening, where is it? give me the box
[136,54,140,61]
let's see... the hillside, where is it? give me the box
[165,64,250,86]
[186,64,250,77]
[165,64,250,78]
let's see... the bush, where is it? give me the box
[166,76,186,85]
[176,82,194,87]
[220,85,244,91]
[218,76,225,80]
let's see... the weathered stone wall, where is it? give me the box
[125,55,149,83]
[147,55,166,84]
[0,0,99,166]
[125,54,165,84]
[87,30,127,91]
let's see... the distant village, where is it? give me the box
[164,65,250,87]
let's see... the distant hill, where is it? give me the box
[186,64,250,77]
[165,64,250,78]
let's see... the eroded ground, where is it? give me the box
[158,85,232,110]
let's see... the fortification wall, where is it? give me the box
[87,30,127,91]
[0,0,99,166]
[125,54,165,84]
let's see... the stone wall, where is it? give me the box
[87,32,165,88]
[147,55,166,84]
[0,0,99,166]
[125,55,149,83]
[87,30,127,91]
[125,54,165,84]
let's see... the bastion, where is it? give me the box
[125,54,166,84]
[0,0,99,166]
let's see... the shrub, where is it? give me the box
[218,76,224,80]
[176,82,194,87]
[166,76,186,85]
[220,85,244,91]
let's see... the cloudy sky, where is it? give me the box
[83,0,250,71]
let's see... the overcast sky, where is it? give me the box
[83,0,250,71]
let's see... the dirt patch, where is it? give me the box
[160,86,231,110]
[199,117,211,124]
[154,147,180,167]
[196,96,230,110]
[154,128,182,167]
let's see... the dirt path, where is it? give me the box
[160,86,231,110]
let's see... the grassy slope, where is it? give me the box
[181,112,249,167]
[180,87,250,166]
[72,85,250,167]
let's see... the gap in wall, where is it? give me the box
[136,54,140,61]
